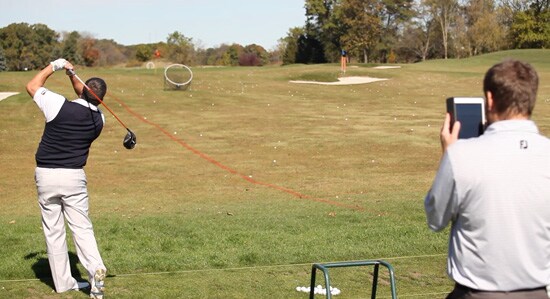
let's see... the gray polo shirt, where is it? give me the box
[425,120,550,291]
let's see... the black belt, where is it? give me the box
[456,283,546,293]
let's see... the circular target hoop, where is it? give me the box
[164,64,193,88]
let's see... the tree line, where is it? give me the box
[0,23,274,71]
[0,0,547,71]
[281,0,549,64]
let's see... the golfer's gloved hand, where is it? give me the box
[50,58,68,72]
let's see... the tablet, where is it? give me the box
[446,97,486,139]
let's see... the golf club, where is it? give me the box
[68,69,136,150]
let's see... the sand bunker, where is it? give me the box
[290,76,388,86]
[0,92,19,101]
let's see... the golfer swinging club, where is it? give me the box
[26,58,107,299]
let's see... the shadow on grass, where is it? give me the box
[25,251,89,295]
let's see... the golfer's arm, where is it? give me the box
[26,65,54,98]
[69,73,84,96]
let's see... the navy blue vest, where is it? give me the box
[36,100,103,168]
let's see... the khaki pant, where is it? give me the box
[447,283,549,299]
[35,167,106,293]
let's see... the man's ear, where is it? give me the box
[486,91,494,112]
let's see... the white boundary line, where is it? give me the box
[0,254,448,298]
[0,253,446,282]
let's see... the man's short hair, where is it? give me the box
[83,77,107,106]
[483,59,539,118]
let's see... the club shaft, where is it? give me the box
[71,71,129,130]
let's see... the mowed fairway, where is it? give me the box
[0,50,549,298]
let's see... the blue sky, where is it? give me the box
[1,0,307,50]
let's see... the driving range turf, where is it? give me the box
[0,49,549,298]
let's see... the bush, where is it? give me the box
[239,53,261,66]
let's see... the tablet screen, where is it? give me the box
[455,103,484,139]
[446,97,485,139]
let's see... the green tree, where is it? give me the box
[0,46,7,71]
[397,3,436,62]
[380,0,416,30]
[166,31,195,65]
[377,0,415,61]
[33,24,61,64]
[340,0,381,63]
[61,31,83,65]
[222,44,243,66]
[0,23,60,70]
[269,38,288,65]
[465,0,506,55]
[509,0,550,48]
[281,27,304,65]
[304,0,343,62]
[304,0,415,63]
[204,44,229,65]
[423,0,459,59]
[296,30,326,63]
[397,25,428,62]
[135,44,152,62]
[451,12,470,58]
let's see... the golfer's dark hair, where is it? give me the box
[83,77,107,106]
[483,59,538,118]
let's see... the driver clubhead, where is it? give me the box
[123,129,137,149]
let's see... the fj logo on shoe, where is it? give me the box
[520,140,528,149]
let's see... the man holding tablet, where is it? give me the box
[425,59,550,298]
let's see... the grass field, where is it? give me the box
[0,49,549,298]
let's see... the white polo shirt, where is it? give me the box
[33,87,104,123]
[425,120,550,291]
